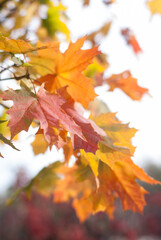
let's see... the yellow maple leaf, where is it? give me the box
[92,112,137,155]
[0,36,34,54]
[31,134,49,155]
[147,0,161,14]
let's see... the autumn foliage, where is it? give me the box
[1,167,161,240]
[0,0,160,222]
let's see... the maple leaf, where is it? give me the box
[57,87,106,153]
[29,41,60,76]
[121,28,142,54]
[73,151,160,221]
[71,112,160,220]
[35,36,100,107]
[0,35,34,54]
[92,112,137,155]
[106,70,149,100]
[54,157,160,222]
[96,160,159,214]
[147,0,161,14]
[14,114,160,222]
[0,85,104,153]
[44,112,160,221]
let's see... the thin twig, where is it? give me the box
[0,102,10,109]
[0,64,17,74]
[0,73,30,81]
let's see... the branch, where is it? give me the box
[0,73,30,81]
[0,64,17,74]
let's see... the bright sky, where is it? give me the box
[1,0,161,194]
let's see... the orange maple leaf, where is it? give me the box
[72,151,160,221]
[106,70,149,100]
[34,36,100,107]
[52,157,160,222]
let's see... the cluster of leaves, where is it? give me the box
[1,167,161,240]
[0,0,160,221]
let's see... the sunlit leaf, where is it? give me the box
[36,36,100,107]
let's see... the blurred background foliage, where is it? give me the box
[0,161,161,240]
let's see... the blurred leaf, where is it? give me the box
[87,22,112,46]
[24,161,62,197]
[31,133,49,155]
[147,0,161,14]
[121,28,142,54]
[42,3,70,39]
[106,71,149,100]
